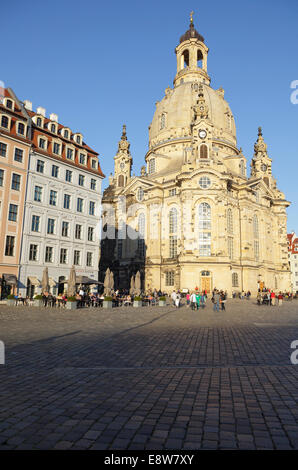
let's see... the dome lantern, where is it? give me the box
[174,12,210,87]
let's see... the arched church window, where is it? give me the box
[138,213,145,258]
[169,207,177,258]
[200,144,208,159]
[148,158,156,174]
[253,214,259,239]
[118,174,124,187]
[227,208,233,234]
[160,113,166,130]
[232,273,239,287]
[198,203,211,256]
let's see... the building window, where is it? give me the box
[90,178,96,190]
[53,142,60,155]
[36,117,42,127]
[6,99,13,109]
[198,176,211,189]
[79,153,86,165]
[17,123,25,135]
[39,139,46,149]
[76,136,81,144]
[254,240,260,261]
[11,173,21,191]
[86,252,93,267]
[89,201,95,216]
[8,204,18,222]
[61,221,69,237]
[78,175,85,186]
[0,169,4,186]
[31,215,40,232]
[0,142,7,157]
[34,186,42,202]
[240,160,246,177]
[227,208,233,234]
[60,248,67,264]
[77,198,83,212]
[63,194,71,209]
[1,116,9,128]
[49,190,57,206]
[160,113,166,130]
[169,208,177,234]
[138,213,145,258]
[5,236,15,256]
[169,188,176,196]
[88,226,94,242]
[51,124,56,133]
[253,214,259,239]
[75,224,82,239]
[45,246,53,263]
[200,144,208,159]
[65,170,72,182]
[29,244,38,261]
[47,218,55,235]
[198,203,211,256]
[52,165,59,177]
[73,250,80,265]
[169,235,177,258]
[67,148,73,160]
[36,159,44,173]
[228,236,234,259]
[14,148,23,163]
[148,158,156,174]
[91,159,97,169]
[64,130,69,139]
[118,174,124,187]
[165,271,175,286]
[232,273,239,287]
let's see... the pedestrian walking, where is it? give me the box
[171,290,177,307]
[213,290,220,311]
[195,292,201,310]
[190,292,196,310]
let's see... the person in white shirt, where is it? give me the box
[171,290,177,306]
[190,292,197,310]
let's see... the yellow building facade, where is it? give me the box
[101,19,291,295]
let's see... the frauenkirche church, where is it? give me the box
[100,15,291,295]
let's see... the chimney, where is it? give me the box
[37,106,46,117]
[49,113,58,122]
[23,100,32,111]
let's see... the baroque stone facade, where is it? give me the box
[101,18,291,295]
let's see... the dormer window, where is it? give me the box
[64,130,69,139]
[79,153,86,165]
[76,136,81,144]
[39,137,47,150]
[67,148,74,160]
[50,123,56,133]
[17,122,25,135]
[53,142,60,155]
[1,115,9,129]
[91,159,97,169]
[6,99,13,110]
[36,117,42,127]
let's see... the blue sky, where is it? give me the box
[1,0,297,231]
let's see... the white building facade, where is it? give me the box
[18,105,104,297]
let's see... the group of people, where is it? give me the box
[170,288,227,311]
[257,290,286,306]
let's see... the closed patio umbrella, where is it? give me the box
[41,267,50,294]
[135,271,141,296]
[110,271,114,293]
[67,266,76,297]
[129,275,135,296]
[104,268,111,296]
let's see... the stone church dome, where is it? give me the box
[149,81,237,150]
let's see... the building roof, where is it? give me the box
[180,22,204,44]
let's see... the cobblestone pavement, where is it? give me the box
[0,299,298,450]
